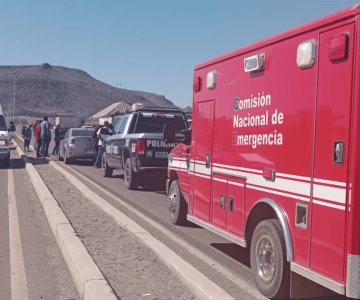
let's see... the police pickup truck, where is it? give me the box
[101,107,188,190]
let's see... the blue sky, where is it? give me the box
[0,0,359,108]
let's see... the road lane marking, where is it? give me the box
[8,167,29,300]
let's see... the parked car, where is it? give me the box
[0,105,15,167]
[58,128,96,164]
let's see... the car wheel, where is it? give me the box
[168,179,187,225]
[64,150,71,165]
[124,158,138,190]
[102,152,113,177]
[250,219,290,299]
[58,148,64,161]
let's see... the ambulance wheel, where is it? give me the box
[102,152,113,177]
[125,158,138,190]
[250,219,290,299]
[168,180,187,225]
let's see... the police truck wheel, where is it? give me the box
[102,152,113,177]
[124,158,138,190]
[168,179,187,225]
[250,219,290,299]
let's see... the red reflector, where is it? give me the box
[136,139,146,155]
[193,76,201,92]
[328,33,348,61]
[263,168,275,181]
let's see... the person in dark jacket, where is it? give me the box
[40,116,51,158]
[52,125,61,155]
[24,124,32,152]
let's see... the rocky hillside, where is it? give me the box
[0,64,177,118]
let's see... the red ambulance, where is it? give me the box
[165,4,360,299]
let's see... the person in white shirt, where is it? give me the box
[93,121,112,168]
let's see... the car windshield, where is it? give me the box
[0,116,7,131]
[134,113,187,133]
[71,129,94,137]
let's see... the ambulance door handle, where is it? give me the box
[205,153,211,168]
[333,141,344,165]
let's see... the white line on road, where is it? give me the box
[8,167,29,300]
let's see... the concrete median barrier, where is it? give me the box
[14,140,117,300]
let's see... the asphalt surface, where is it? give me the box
[17,133,349,299]
[0,150,79,300]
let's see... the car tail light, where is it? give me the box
[70,138,75,144]
[135,139,145,155]
[0,139,9,146]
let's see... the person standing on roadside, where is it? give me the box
[23,124,32,152]
[34,120,42,157]
[21,124,26,137]
[40,116,50,158]
[52,124,61,155]
[94,121,112,168]
[92,124,101,161]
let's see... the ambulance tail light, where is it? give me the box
[135,138,146,155]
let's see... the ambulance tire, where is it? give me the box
[168,180,187,225]
[102,152,113,177]
[250,219,290,299]
[125,158,138,190]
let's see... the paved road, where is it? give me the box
[56,158,347,300]
[0,150,78,300]
[17,133,348,299]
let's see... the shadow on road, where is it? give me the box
[211,243,251,267]
[28,157,50,166]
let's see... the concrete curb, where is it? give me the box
[14,140,117,300]
[49,160,235,300]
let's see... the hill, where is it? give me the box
[0,63,177,118]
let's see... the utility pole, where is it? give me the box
[11,71,18,121]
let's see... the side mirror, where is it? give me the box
[163,124,175,144]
